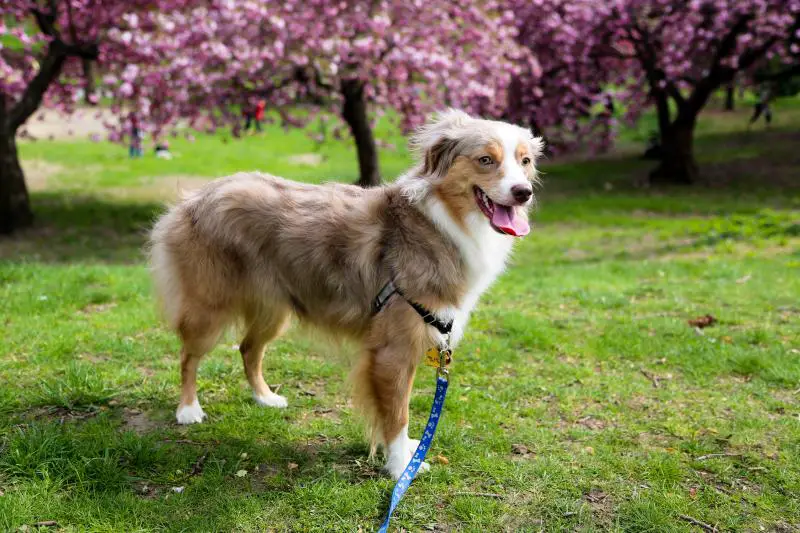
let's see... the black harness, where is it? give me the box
[372,280,454,336]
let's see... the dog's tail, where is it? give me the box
[350,351,382,458]
[148,206,185,330]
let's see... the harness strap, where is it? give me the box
[372,280,454,336]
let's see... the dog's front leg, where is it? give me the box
[370,342,431,480]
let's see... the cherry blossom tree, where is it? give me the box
[604,0,798,184]
[509,0,798,184]
[0,0,195,234]
[755,10,800,85]
[1,0,527,234]
[506,0,628,154]
[105,0,528,187]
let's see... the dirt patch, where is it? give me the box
[122,408,160,435]
[20,160,65,191]
[331,458,380,480]
[79,302,117,315]
[583,488,614,524]
[577,416,607,430]
[22,109,115,140]
[286,153,324,166]
[29,405,101,423]
[105,175,213,201]
[511,443,534,459]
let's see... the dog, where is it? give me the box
[149,109,543,479]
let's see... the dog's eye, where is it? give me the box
[478,156,493,166]
[521,157,531,166]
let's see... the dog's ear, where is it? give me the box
[528,135,545,160]
[410,108,472,178]
[422,136,459,178]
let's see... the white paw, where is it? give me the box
[176,400,206,424]
[407,438,422,455]
[383,436,430,480]
[253,391,288,408]
[406,439,431,474]
[384,456,431,480]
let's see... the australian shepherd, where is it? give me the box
[149,109,543,479]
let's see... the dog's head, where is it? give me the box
[402,109,543,237]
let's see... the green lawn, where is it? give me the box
[1,103,799,532]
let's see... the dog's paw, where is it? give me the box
[406,439,431,474]
[407,438,422,455]
[383,438,431,480]
[384,457,431,480]
[253,391,288,408]
[176,400,206,424]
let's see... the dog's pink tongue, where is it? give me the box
[491,205,530,237]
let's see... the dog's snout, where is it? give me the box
[511,184,533,204]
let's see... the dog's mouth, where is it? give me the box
[473,186,530,237]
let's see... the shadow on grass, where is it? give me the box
[2,141,799,266]
[0,192,163,264]
[1,410,381,529]
[545,128,800,196]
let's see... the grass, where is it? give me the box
[1,101,799,532]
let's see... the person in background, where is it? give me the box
[254,99,265,132]
[749,83,774,127]
[129,112,143,158]
[243,99,266,133]
[155,140,173,160]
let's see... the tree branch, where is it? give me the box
[65,0,79,44]
[738,37,780,72]
[708,13,754,79]
[31,3,58,38]
[8,41,69,131]
[756,62,800,82]
[9,0,99,132]
[376,37,396,64]
[309,66,336,92]
[665,81,685,107]
[593,44,636,60]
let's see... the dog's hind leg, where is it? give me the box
[240,308,291,408]
[175,311,226,424]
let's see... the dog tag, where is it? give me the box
[424,347,440,368]
[424,347,452,368]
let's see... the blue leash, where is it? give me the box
[378,373,449,532]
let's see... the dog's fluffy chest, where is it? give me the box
[423,197,514,345]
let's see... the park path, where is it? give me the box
[22,108,114,140]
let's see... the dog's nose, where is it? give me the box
[511,184,533,204]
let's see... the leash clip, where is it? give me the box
[437,333,452,379]
[424,334,452,379]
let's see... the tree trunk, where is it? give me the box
[654,91,671,143]
[341,79,381,187]
[651,118,698,185]
[724,83,735,111]
[83,58,96,105]
[0,130,34,234]
[0,41,71,235]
